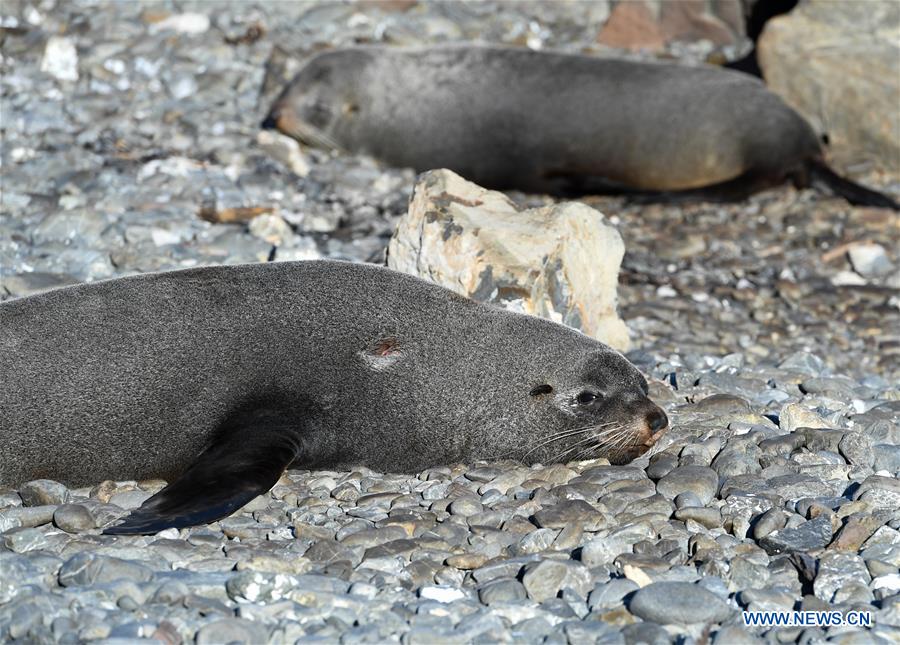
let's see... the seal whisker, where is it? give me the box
[549,423,627,463]
[540,422,625,462]
[520,422,617,460]
[519,429,592,459]
[547,435,596,464]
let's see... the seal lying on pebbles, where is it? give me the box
[263,45,898,210]
[0,261,668,534]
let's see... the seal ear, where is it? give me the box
[530,384,553,396]
[104,413,300,535]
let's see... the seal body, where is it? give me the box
[265,45,897,209]
[1,261,667,533]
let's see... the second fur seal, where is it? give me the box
[1,260,668,534]
[264,45,898,210]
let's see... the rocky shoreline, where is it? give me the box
[2,1,899,643]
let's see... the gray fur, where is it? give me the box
[0,260,665,489]
[265,45,899,210]
[265,45,818,193]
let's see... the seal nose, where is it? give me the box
[261,112,278,130]
[648,409,668,433]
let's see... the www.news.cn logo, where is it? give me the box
[743,610,873,628]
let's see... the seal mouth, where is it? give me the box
[265,107,342,153]
[608,416,669,464]
[643,425,669,449]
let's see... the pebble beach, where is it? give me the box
[2,1,899,643]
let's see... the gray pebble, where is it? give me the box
[588,579,640,611]
[478,578,527,604]
[53,504,96,532]
[674,506,722,528]
[532,500,607,531]
[839,431,874,467]
[58,553,153,587]
[448,497,484,516]
[195,618,270,644]
[18,479,69,506]
[1,527,50,553]
[522,559,593,602]
[759,515,833,555]
[629,581,732,624]
[656,466,719,504]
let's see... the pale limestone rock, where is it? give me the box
[256,130,310,178]
[758,0,900,171]
[387,169,630,351]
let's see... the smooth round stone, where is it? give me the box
[839,432,874,468]
[646,454,678,481]
[560,620,618,643]
[752,508,786,540]
[53,504,96,533]
[58,553,153,587]
[712,624,759,643]
[518,528,558,554]
[478,578,527,605]
[674,491,703,509]
[2,505,58,530]
[522,560,592,602]
[691,394,751,415]
[759,515,833,555]
[674,506,722,529]
[445,553,488,570]
[780,403,833,432]
[18,480,69,506]
[656,466,719,505]
[464,466,503,483]
[588,579,640,611]
[622,621,670,645]
[2,527,50,553]
[629,581,732,624]
[532,500,607,531]
[108,490,153,510]
[150,580,190,605]
[448,498,483,517]
[195,618,270,645]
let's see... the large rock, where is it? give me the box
[758,0,900,171]
[387,169,630,350]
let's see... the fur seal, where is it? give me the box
[0,260,668,534]
[263,45,898,210]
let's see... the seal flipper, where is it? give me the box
[104,422,299,535]
[807,158,900,211]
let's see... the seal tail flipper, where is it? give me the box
[104,422,299,535]
[807,158,900,211]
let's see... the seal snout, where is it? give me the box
[641,407,669,450]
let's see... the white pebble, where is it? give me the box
[41,36,78,82]
[150,13,210,35]
[419,585,466,603]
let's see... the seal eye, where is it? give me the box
[530,384,553,396]
[576,391,599,405]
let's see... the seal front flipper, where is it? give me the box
[104,421,300,535]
